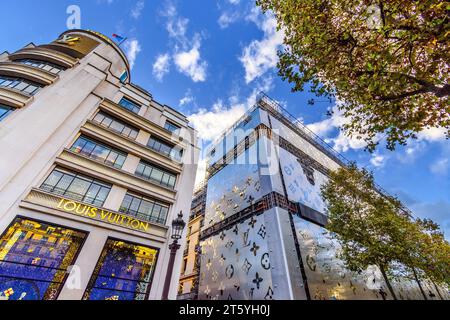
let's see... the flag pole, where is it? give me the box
[118,37,128,47]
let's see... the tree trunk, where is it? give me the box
[432,281,444,300]
[379,265,397,300]
[411,267,427,300]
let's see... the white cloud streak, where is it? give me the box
[124,39,141,70]
[174,37,207,82]
[152,53,171,81]
[239,9,284,83]
[131,0,145,19]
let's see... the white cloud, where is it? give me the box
[174,38,208,82]
[131,0,145,19]
[188,76,274,142]
[160,2,208,83]
[306,103,371,153]
[179,90,194,106]
[152,53,171,81]
[239,10,284,83]
[430,158,449,175]
[167,17,189,40]
[124,39,141,70]
[370,153,385,167]
[161,2,189,43]
[188,75,274,186]
[188,100,246,141]
[218,11,240,29]
[228,0,240,4]
[417,127,447,142]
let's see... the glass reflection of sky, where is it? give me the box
[83,239,157,300]
[280,149,328,214]
[205,146,267,228]
[0,217,86,300]
[293,216,450,300]
[293,216,390,300]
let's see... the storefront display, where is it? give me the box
[0,217,87,300]
[82,239,158,300]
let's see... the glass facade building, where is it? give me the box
[197,94,450,301]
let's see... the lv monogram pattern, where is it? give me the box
[199,213,274,300]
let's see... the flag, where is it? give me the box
[112,34,125,43]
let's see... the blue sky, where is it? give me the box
[1,0,449,238]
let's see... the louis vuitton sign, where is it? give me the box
[56,198,150,233]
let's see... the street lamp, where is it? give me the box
[162,211,186,300]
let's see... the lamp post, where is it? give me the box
[162,211,186,300]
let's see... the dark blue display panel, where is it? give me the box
[83,239,158,300]
[0,217,87,300]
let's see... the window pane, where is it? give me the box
[151,204,162,221]
[129,129,138,139]
[129,197,141,215]
[122,127,131,137]
[114,154,126,168]
[41,169,111,206]
[138,200,154,218]
[159,207,169,224]
[152,169,163,183]
[91,145,110,162]
[54,174,75,194]
[101,116,113,127]
[135,163,145,176]
[95,187,110,206]
[82,239,158,300]
[105,151,119,167]
[110,121,125,133]
[66,177,91,200]
[0,105,13,121]
[71,137,88,153]
[169,176,176,188]
[14,82,28,91]
[80,141,96,156]
[42,170,64,190]
[93,113,105,123]
[120,194,133,212]
[119,98,141,114]
[161,174,170,187]
[84,184,101,204]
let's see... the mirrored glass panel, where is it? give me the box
[198,213,275,300]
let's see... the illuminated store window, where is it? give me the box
[147,136,183,162]
[164,121,181,135]
[70,135,127,169]
[0,104,13,122]
[119,193,169,225]
[83,239,158,300]
[0,217,87,300]
[93,111,139,140]
[135,160,177,189]
[41,168,112,207]
[118,97,141,114]
[15,59,66,74]
[0,75,42,95]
